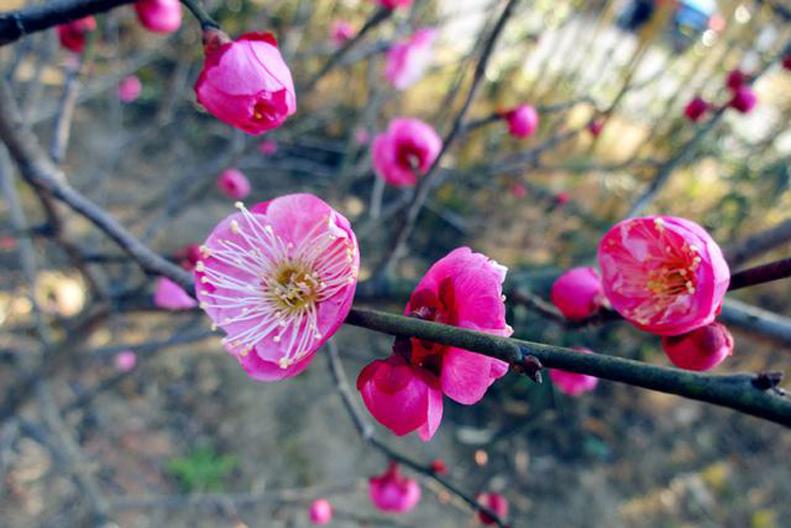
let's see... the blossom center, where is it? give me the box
[252,99,278,122]
[266,264,320,313]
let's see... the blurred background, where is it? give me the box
[0,0,789,526]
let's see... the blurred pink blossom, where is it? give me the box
[57,17,96,54]
[661,322,734,371]
[114,350,137,373]
[258,139,278,155]
[134,0,182,33]
[153,277,197,310]
[330,20,354,46]
[372,117,441,187]
[385,28,437,90]
[728,86,757,113]
[369,462,421,513]
[476,492,508,525]
[549,347,599,396]
[509,182,527,199]
[217,169,251,200]
[376,0,413,10]
[550,267,604,320]
[308,498,333,525]
[504,104,539,138]
[684,96,709,122]
[725,68,746,91]
[117,75,142,103]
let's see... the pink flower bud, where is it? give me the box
[217,169,251,200]
[598,216,730,336]
[177,243,202,271]
[588,119,604,137]
[195,32,296,135]
[57,16,96,54]
[369,462,421,513]
[114,350,137,373]
[308,498,333,525]
[134,0,182,34]
[376,0,413,10]
[661,322,734,371]
[195,195,359,382]
[549,347,599,396]
[385,28,437,90]
[783,54,791,71]
[509,182,527,199]
[555,191,570,205]
[684,96,709,122]
[725,68,746,92]
[330,20,355,46]
[504,104,539,138]
[258,139,278,155]
[476,492,508,525]
[153,277,197,310]
[430,459,447,474]
[728,86,757,113]
[117,75,142,103]
[372,117,442,187]
[550,267,604,320]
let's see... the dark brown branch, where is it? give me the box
[724,219,791,268]
[0,0,136,46]
[729,257,791,291]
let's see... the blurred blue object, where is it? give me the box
[618,0,717,51]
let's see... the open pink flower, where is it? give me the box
[504,104,539,138]
[476,492,508,525]
[385,28,437,90]
[134,0,182,33]
[684,96,709,122]
[57,17,96,54]
[598,216,730,336]
[330,20,355,46]
[725,68,746,91]
[357,248,511,440]
[357,355,443,440]
[369,462,421,513]
[114,350,137,373]
[308,498,333,525]
[376,0,413,10]
[550,267,604,320]
[117,75,142,103]
[153,277,197,310]
[728,86,757,113]
[372,118,441,187]
[549,347,599,396]
[258,139,278,155]
[661,322,733,371]
[195,31,296,135]
[195,194,359,381]
[217,169,251,200]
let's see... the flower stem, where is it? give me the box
[179,0,219,31]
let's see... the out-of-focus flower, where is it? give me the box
[308,498,333,525]
[728,86,757,113]
[385,28,437,90]
[661,322,733,371]
[154,277,197,310]
[725,68,746,91]
[177,243,202,271]
[369,462,421,513]
[549,347,599,396]
[587,119,604,137]
[550,267,604,320]
[598,216,730,336]
[509,182,527,199]
[684,96,709,122]
[114,350,138,372]
[353,127,370,146]
[504,104,539,138]
[783,53,791,71]
[117,75,143,103]
[476,492,508,525]
[430,459,448,474]
[376,0,413,10]
[134,0,182,33]
[371,117,441,187]
[57,17,96,54]
[195,31,296,135]
[330,20,355,46]
[555,191,570,205]
[217,169,251,200]
[195,195,359,381]
[258,139,278,155]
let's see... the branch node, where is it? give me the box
[752,371,784,391]
[512,354,543,383]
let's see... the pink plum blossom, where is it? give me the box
[369,462,421,513]
[195,31,296,135]
[357,248,511,441]
[385,28,437,90]
[134,0,182,33]
[217,169,251,200]
[588,119,604,137]
[549,347,599,396]
[57,17,96,54]
[353,127,370,146]
[330,20,355,46]
[555,191,570,205]
[308,498,333,525]
[371,118,441,187]
[258,139,278,155]
[504,104,539,138]
[684,96,709,122]
[195,194,359,381]
[550,267,604,320]
[661,322,734,371]
[725,68,746,91]
[597,216,730,336]
[728,86,757,113]
[117,75,142,103]
[376,0,413,10]
[153,277,197,310]
[177,243,202,271]
[509,182,527,199]
[114,350,137,373]
[476,492,508,525]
